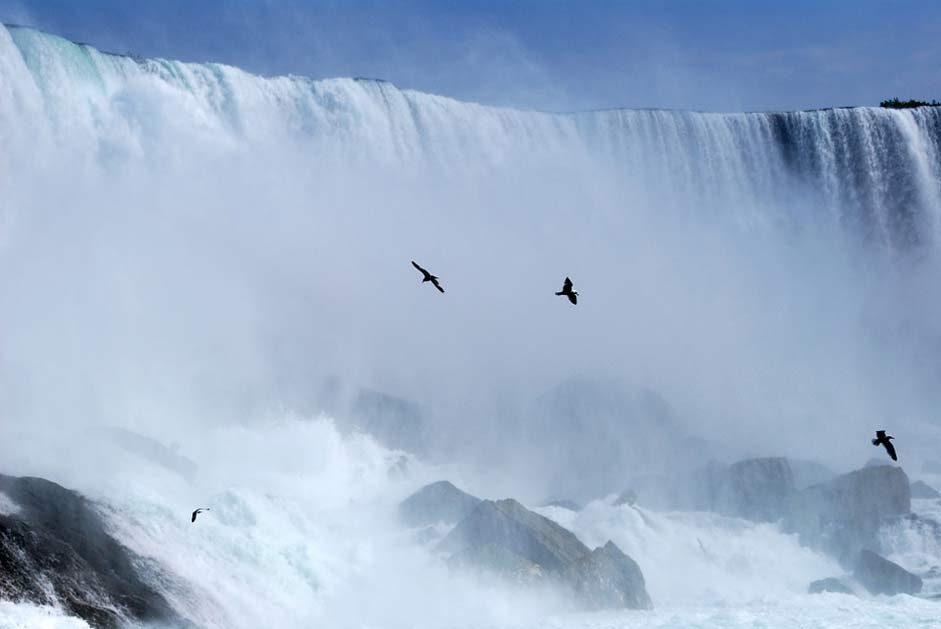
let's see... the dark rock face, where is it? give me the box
[808,577,854,594]
[0,474,180,627]
[563,541,652,610]
[438,498,652,609]
[399,481,481,528]
[785,465,911,561]
[853,550,922,595]
[910,480,940,499]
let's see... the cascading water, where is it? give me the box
[3,23,941,628]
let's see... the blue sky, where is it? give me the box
[1,0,940,112]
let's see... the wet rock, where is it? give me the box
[563,541,652,610]
[438,499,589,572]
[439,499,653,609]
[853,550,922,595]
[785,465,910,561]
[399,481,481,528]
[0,474,181,628]
[691,458,795,522]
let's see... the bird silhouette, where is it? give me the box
[411,261,444,293]
[872,430,897,461]
[191,507,210,523]
[555,277,578,305]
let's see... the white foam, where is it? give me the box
[0,491,18,515]
[0,601,90,629]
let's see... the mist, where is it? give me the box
[2,22,941,628]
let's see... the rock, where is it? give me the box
[785,465,910,561]
[399,481,481,528]
[910,480,940,499]
[439,499,652,609]
[865,457,896,468]
[524,378,696,500]
[613,490,638,506]
[447,543,546,584]
[438,499,590,572]
[808,577,854,594]
[853,550,922,595]
[0,474,181,628]
[789,459,836,489]
[563,541,652,610]
[723,457,795,521]
[349,388,429,454]
[689,458,795,522]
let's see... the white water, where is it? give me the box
[3,23,941,628]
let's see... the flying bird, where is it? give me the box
[872,430,897,461]
[411,261,444,293]
[555,277,578,305]
[191,507,210,523]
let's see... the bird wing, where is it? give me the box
[876,430,886,438]
[562,277,573,292]
[431,277,445,293]
[568,292,577,305]
[412,261,427,275]
[191,510,198,522]
[884,440,898,461]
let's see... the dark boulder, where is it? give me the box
[808,577,854,594]
[910,480,940,499]
[563,541,652,610]
[399,481,481,528]
[0,474,180,627]
[853,550,922,595]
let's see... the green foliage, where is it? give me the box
[880,97,941,109]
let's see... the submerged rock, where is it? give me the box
[0,474,180,628]
[439,498,652,609]
[910,480,940,499]
[853,550,922,595]
[399,481,481,528]
[808,577,854,595]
